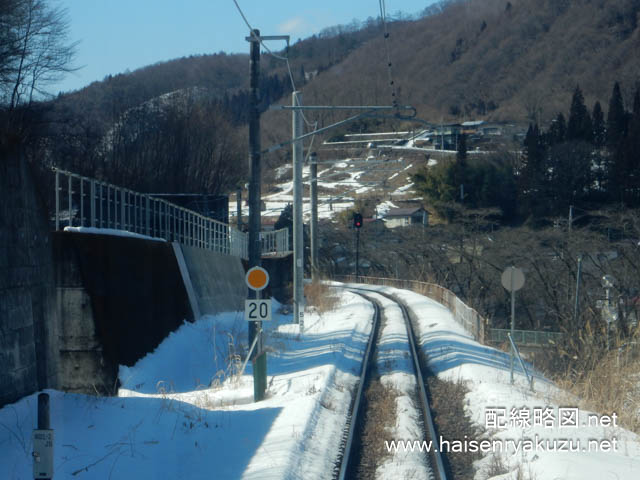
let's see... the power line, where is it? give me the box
[231,0,253,33]
[378,0,399,109]
[230,0,317,130]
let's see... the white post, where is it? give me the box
[310,152,318,281]
[80,179,84,226]
[55,171,60,230]
[293,91,304,331]
[121,189,125,230]
[67,175,72,227]
[90,180,96,227]
[100,184,104,228]
[145,197,150,236]
[510,266,515,384]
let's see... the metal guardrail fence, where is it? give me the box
[53,168,290,260]
[335,275,486,344]
[335,275,564,349]
[489,328,564,347]
[490,328,564,347]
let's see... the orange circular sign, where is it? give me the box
[246,266,269,291]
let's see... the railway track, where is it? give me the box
[333,288,448,480]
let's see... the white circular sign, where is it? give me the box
[501,267,525,292]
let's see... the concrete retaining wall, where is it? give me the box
[53,232,194,394]
[0,153,59,407]
[1,150,288,405]
[177,244,247,316]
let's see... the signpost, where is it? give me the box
[33,393,53,480]
[245,266,271,401]
[501,266,525,384]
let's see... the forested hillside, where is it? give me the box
[2,0,640,198]
[300,0,640,123]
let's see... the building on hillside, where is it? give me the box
[432,123,462,150]
[383,207,429,228]
[479,123,503,136]
[461,120,485,135]
[363,217,387,234]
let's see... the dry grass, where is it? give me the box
[555,349,640,434]
[356,380,400,479]
[304,280,339,314]
[537,323,640,435]
[427,376,483,480]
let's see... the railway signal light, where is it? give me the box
[353,213,363,229]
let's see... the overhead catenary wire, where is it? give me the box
[378,0,399,109]
[231,0,319,148]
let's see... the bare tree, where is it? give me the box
[1,0,78,109]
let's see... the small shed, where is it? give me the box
[383,207,429,228]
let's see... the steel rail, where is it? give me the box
[345,287,448,480]
[385,291,448,480]
[335,293,380,480]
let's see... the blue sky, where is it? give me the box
[55,0,436,94]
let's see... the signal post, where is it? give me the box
[245,266,271,401]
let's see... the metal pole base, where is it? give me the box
[253,351,267,401]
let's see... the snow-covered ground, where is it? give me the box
[63,226,167,242]
[232,149,420,223]
[3,284,639,479]
[362,291,431,479]
[346,283,640,480]
[0,293,372,480]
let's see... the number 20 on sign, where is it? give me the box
[245,299,272,321]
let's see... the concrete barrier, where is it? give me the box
[52,233,249,395]
[176,243,247,316]
[54,232,193,394]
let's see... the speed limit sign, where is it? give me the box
[245,299,272,321]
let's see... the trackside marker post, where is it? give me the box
[245,266,270,401]
[33,393,53,479]
[501,266,525,384]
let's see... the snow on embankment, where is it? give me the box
[344,283,640,480]
[0,291,373,480]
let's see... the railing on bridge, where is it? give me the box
[489,328,564,347]
[53,168,289,260]
[260,228,289,257]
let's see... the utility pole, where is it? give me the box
[355,227,360,277]
[264,102,415,327]
[246,29,265,401]
[310,152,318,282]
[292,91,304,331]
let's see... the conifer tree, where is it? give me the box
[567,85,592,142]
[519,124,547,216]
[607,82,626,149]
[592,101,606,148]
[606,82,630,202]
[546,112,566,146]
